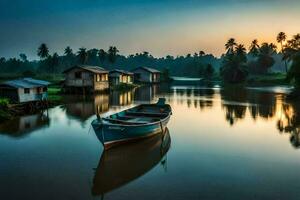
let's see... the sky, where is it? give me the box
[0,0,300,59]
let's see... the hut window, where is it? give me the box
[101,74,106,81]
[106,74,108,81]
[96,74,100,82]
[43,87,48,92]
[24,88,30,94]
[75,72,82,79]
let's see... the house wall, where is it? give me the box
[65,68,109,92]
[109,72,133,85]
[18,87,48,103]
[65,68,94,87]
[93,74,109,91]
[132,68,152,82]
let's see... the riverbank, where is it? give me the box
[247,73,289,86]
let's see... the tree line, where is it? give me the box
[0,44,220,78]
[0,33,297,80]
[220,32,300,86]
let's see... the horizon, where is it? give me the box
[1,0,300,60]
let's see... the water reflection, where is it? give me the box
[0,112,49,138]
[277,101,300,148]
[173,87,215,110]
[2,85,300,199]
[134,85,160,103]
[63,94,109,122]
[220,87,280,125]
[92,128,171,197]
[110,90,133,107]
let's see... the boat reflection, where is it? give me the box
[92,128,171,196]
[0,112,49,138]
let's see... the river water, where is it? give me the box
[1,84,300,200]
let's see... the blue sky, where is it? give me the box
[0,0,300,59]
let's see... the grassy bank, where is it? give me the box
[48,85,63,102]
[0,98,11,121]
[247,73,289,86]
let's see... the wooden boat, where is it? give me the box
[91,98,172,149]
[92,128,171,196]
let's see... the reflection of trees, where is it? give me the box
[221,87,248,125]
[174,88,215,110]
[221,87,278,125]
[276,101,300,148]
[223,104,247,126]
[247,92,277,120]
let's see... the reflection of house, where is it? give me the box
[134,85,159,103]
[0,113,49,137]
[65,94,109,121]
[0,78,50,103]
[131,67,160,83]
[110,90,133,106]
[109,70,133,86]
[63,65,109,93]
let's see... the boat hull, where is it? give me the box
[92,116,170,149]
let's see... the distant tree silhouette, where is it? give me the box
[287,52,300,88]
[50,52,60,73]
[235,44,247,63]
[225,38,237,54]
[19,53,27,62]
[64,46,73,56]
[98,49,106,64]
[77,48,88,64]
[220,43,248,83]
[199,51,205,57]
[257,43,276,73]
[204,64,214,80]
[37,43,49,60]
[87,48,99,65]
[108,46,119,64]
[277,32,288,73]
[249,39,260,57]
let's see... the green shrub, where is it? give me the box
[0,98,9,109]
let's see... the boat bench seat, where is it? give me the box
[125,111,167,117]
[103,118,148,125]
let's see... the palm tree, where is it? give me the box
[37,43,49,60]
[64,46,73,56]
[19,53,27,62]
[50,53,59,73]
[98,49,106,64]
[199,51,205,57]
[257,43,276,73]
[235,44,247,63]
[108,46,119,64]
[249,39,260,57]
[220,42,248,83]
[225,38,237,54]
[77,48,88,64]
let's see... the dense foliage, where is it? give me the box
[0,46,220,78]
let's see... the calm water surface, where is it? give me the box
[1,85,300,200]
